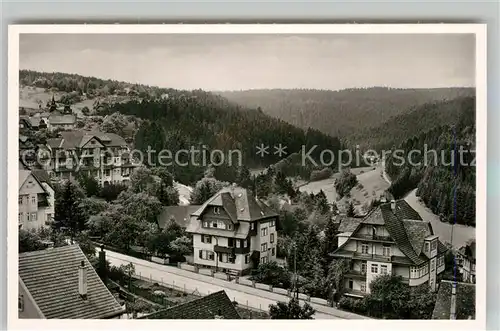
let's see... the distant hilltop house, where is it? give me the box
[457,239,476,284]
[139,290,241,320]
[41,130,137,186]
[47,112,77,131]
[18,169,54,231]
[186,185,279,277]
[432,280,475,320]
[332,199,448,297]
[18,245,125,319]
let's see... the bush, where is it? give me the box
[338,297,367,315]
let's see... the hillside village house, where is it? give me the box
[19,245,125,319]
[457,240,476,284]
[41,130,136,186]
[332,199,448,297]
[186,185,279,276]
[18,169,54,231]
[47,112,77,131]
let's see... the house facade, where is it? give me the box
[19,170,54,231]
[41,131,136,186]
[186,185,278,276]
[457,240,476,284]
[47,113,77,131]
[332,200,447,297]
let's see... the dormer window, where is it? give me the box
[431,240,437,251]
[424,242,430,253]
[214,207,220,215]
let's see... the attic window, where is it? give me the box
[240,208,245,212]
[214,207,220,215]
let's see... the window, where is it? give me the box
[410,266,418,278]
[261,256,268,264]
[424,242,430,253]
[31,196,36,204]
[361,263,367,274]
[360,284,366,293]
[271,247,275,256]
[261,227,268,237]
[203,221,208,228]
[201,235,212,244]
[361,244,369,254]
[250,223,255,230]
[382,245,391,257]
[472,263,476,272]
[381,265,388,275]
[26,213,30,222]
[212,221,218,228]
[220,253,228,263]
[430,279,434,289]
[199,250,215,260]
[31,213,37,221]
[243,240,248,248]
[18,295,24,312]
[236,240,241,248]
[227,223,233,231]
[18,196,23,205]
[18,213,22,223]
[348,279,353,289]
[270,219,275,227]
[431,259,435,271]
[371,264,378,273]
[105,169,111,177]
[214,207,220,215]
[438,255,444,267]
[261,243,267,252]
[270,233,275,243]
[245,255,250,264]
[431,240,438,251]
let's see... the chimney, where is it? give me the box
[78,260,88,300]
[390,199,396,211]
[450,282,457,320]
[98,245,107,284]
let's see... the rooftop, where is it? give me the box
[157,205,202,229]
[332,200,447,265]
[19,245,124,319]
[432,280,476,320]
[191,185,278,222]
[47,130,127,150]
[139,290,241,319]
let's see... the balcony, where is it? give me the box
[214,245,234,254]
[344,288,367,298]
[345,270,367,279]
[351,233,394,243]
[353,252,392,263]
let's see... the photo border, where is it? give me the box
[7,23,487,330]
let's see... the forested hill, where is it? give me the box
[217,87,475,141]
[385,96,476,226]
[347,96,476,151]
[102,92,343,184]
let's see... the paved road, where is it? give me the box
[101,249,369,320]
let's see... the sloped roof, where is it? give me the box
[402,220,432,255]
[157,205,202,229]
[432,281,475,320]
[47,131,128,150]
[19,245,124,319]
[337,216,362,233]
[191,186,278,222]
[139,290,241,319]
[31,169,54,190]
[332,200,447,266]
[459,239,476,263]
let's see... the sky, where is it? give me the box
[19,33,475,91]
